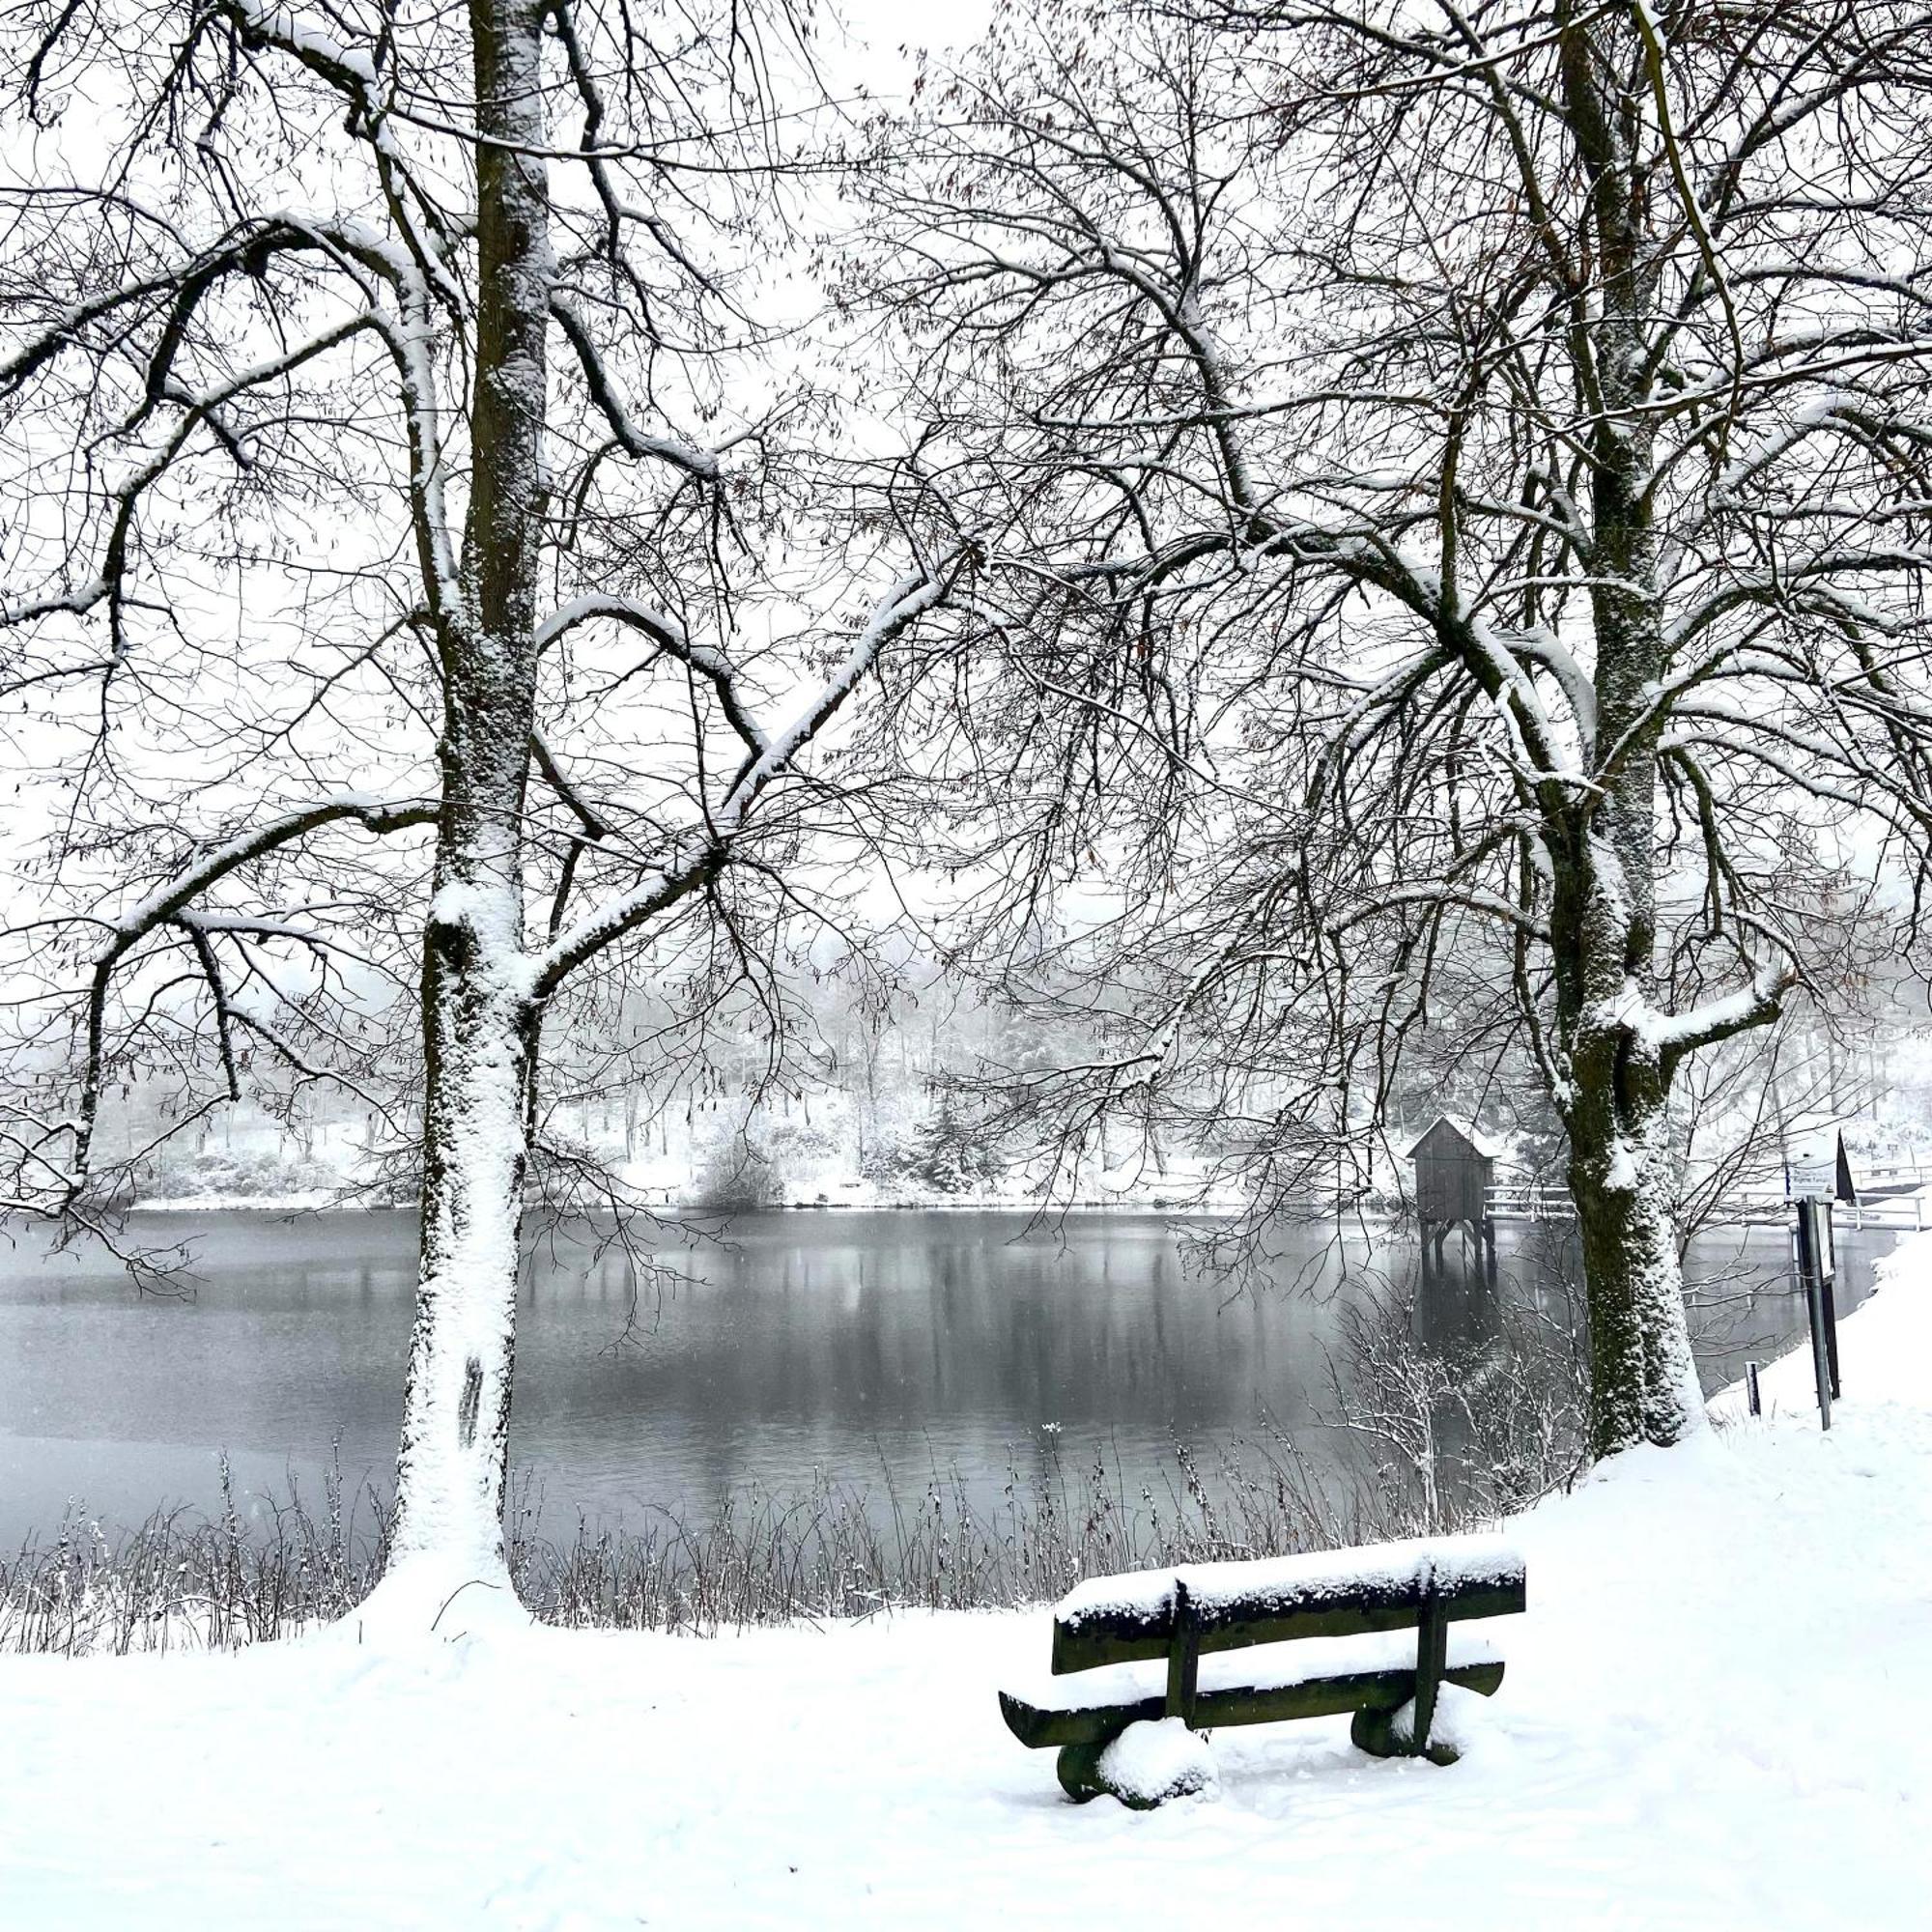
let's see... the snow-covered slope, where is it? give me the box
[3,1242,1929,1929]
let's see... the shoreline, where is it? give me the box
[121,1191,1264,1217]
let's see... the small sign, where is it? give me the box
[1803,1198,1836,1286]
[1788,1131,1859,1204]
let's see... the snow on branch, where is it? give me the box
[229,1,380,90]
[720,566,955,808]
[529,729,613,843]
[535,595,765,754]
[534,555,966,997]
[0,582,111,630]
[550,297,719,482]
[1,198,463,643]
[1595,960,1797,1065]
[10,795,437,1225]
[0,266,224,402]
[530,841,723,1001]
[173,908,382,966]
[97,796,438,956]
[1330,882,1551,943]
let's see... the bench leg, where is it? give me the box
[1411,1585,1447,1747]
[1350,1704,1401,1758]
[1049,1577,1206,1805]
[1165,1577,1200,1729]
[1351,1583,1460,1765]
[1055,1741,1112,1803]
[1350,1703,1461,1766]
[1058,1723,1216,1808]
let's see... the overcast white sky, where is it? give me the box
[825,0,996,88]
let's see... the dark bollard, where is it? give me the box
[1822,1279,1841,1402]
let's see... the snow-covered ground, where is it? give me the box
[5,1246,1930,1929]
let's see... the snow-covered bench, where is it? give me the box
[999,1534,1526,1804]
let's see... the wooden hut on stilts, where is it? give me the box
[1407,1116,1500,1289]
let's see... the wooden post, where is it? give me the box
[1746,1361,1761,1417]
[1165,1577,1200,1730]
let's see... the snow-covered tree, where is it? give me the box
[0,0,967,1614]
[856,0,1932,1456]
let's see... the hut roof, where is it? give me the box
[1404,1114,1504,1162]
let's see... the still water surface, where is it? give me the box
[0,1208,1893,1547]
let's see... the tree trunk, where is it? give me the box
[385,0,552,1601]
[1545,18,1705,1459]
[1565,1037,1703,1458]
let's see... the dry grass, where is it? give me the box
[0,1429,1422,1656]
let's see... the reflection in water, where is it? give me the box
[0,1208,1891,1546]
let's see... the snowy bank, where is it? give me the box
[4,1243,1931,1928]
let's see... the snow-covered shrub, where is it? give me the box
[135,1145,344,1204]
[688,1115,843,1210]
[1326,1268,1586,1532]
[862,1105,1006,1196]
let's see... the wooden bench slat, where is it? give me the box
[1001,1660,1506,1749]
[1195,1659,1502,1733]
[1052,1573,1525,1675]
[1053,1536,1522,1637]
[1000,1685,1166,1748]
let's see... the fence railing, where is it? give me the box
[1827,1194,1928,1233]
[1483,1182,1575,1222]
[1854,1159,1932,1187]
[1483,1180,1930,1234]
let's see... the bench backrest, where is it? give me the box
[1050,1535,1525,1674]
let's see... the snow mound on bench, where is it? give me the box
[1096,1718,1218,1807]
[1384,1683,1493,1760]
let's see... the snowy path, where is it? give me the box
[5,1245,1931,1929]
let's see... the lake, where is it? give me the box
[0,1208,1893,1550]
